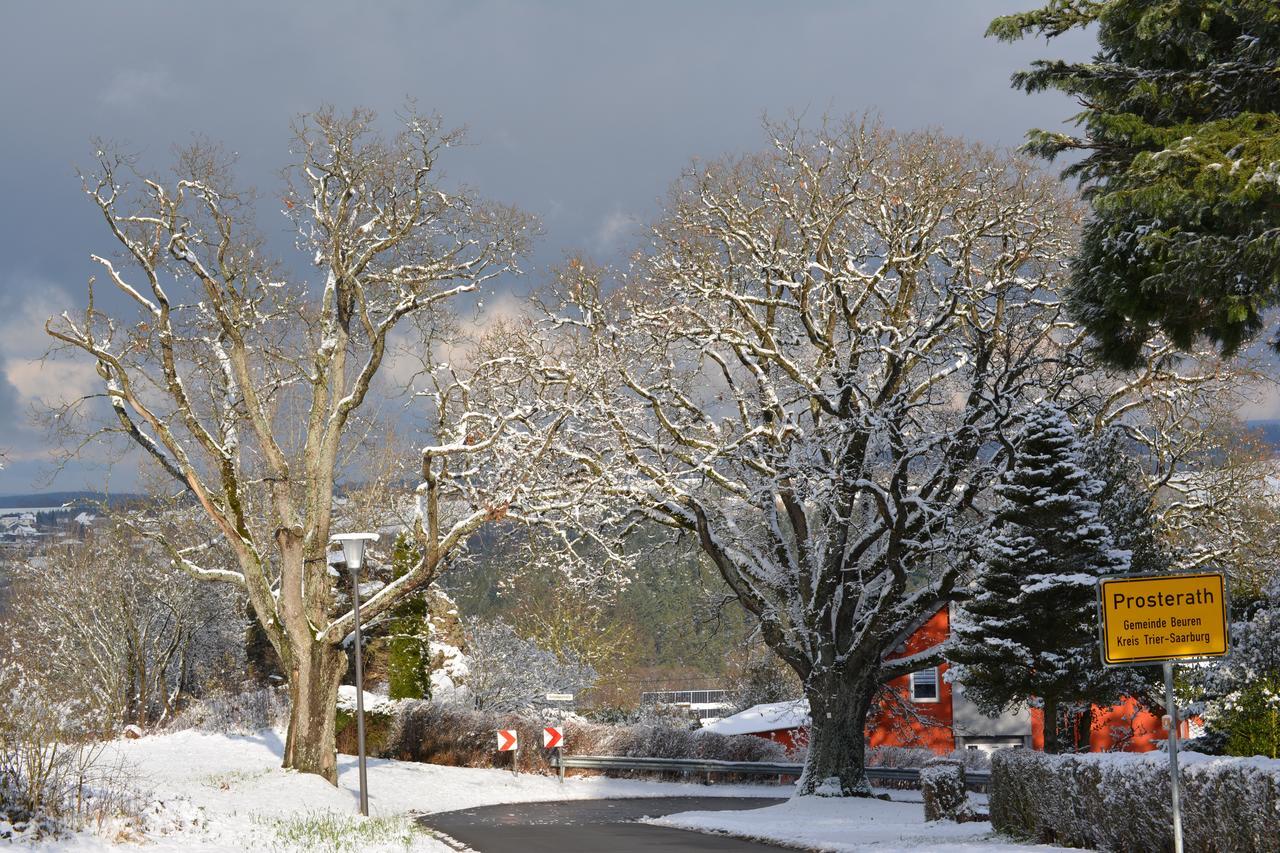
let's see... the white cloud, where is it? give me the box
[1236,378,1280,421]
[593,208,641,253]
[0,280,98,410]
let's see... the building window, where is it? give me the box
[910,667,940,703]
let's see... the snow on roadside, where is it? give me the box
[646,795,1077,853]
[24,728,782,852]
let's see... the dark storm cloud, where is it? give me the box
[0,0,1097,492]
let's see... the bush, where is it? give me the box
[921,757,975,822]
[990,748,1280,852]
[866,746,991,772]
[167,688,289,735]
[0,666,139,840]
[1221,673,1280,759]
[381,700,784,777]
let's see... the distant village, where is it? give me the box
[0,503,105,548]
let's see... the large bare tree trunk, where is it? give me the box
[282,641,347,782]
[797,670,878,797]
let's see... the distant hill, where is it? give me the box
[0,491,144,509]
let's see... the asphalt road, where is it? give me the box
[417,796,790,852]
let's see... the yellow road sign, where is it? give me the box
[1097,572,1229,666]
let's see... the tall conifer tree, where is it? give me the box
[990,1,1280,366]
[949,405,1130,752]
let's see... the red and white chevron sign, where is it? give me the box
[496,729,518,751]
[542,726,564,749]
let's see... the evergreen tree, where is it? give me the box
[385,534,432,701]
[989,1,1280,366]
[949,406,1130,752]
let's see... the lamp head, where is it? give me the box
[330,532,379,572]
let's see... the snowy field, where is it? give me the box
[30,729,1075,852]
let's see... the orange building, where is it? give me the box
[707,605,1184,755]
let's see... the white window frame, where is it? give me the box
[909,667,941,703]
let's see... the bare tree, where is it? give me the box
[46,107,539,781]
[510,120,1090,795]
[1077,344,1276,591]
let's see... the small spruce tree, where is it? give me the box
[949,405,1130,753]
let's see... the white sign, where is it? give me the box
[545,693,574,701]
[496,729,518,751]
[543,726,564,749]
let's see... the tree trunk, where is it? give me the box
[282,641,347,783]
[1042,696,1061,754]
[796,671,878,797]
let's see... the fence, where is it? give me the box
[548,753,991,790]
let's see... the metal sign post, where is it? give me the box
[1097,571,1228,853]
[543,726,565,783]
[1163,662,1184,853]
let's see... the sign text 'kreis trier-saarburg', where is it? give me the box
[1097,572,1229,666]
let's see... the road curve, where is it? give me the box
[417,796,791,852]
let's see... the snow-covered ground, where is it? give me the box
[649,796,1076,853]
[28,728,779,851]
[28,729,1076,852]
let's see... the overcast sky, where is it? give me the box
[0,0,1113,495]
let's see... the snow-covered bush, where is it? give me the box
[1195,578,1280,758]
[383,701,544,770]
[990,748,1280,852]
[920,757,975,822]
[167,688,289,735]
[3,526,246,732]
[865,746,991,772]
[381,699,783,776]
[0,664,139,840]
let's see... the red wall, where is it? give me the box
[741,604,1183,756]
[867,606,955,752]
[1030,698,1189,753]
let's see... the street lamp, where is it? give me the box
[331,531,379,817]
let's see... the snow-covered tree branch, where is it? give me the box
[45,106,536,783]
[513,119,1091,795]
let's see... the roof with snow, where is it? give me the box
[700,699,810,736]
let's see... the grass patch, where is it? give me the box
[201,768,272,790]
[253,810,423,853]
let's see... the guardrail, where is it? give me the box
[547,754,991,790]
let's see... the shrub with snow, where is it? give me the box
[920,757,976,822]
[167,687,290,735]
[990,748,1280,852]
[0,664,142,840]
[382,700,783,777]
[866,746,990,772]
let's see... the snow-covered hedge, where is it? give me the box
[920,758,975,822]
[990,748,1280,852]
[1,665,143,841]
[381,700,783,775]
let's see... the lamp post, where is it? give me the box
[331,532,379,817]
